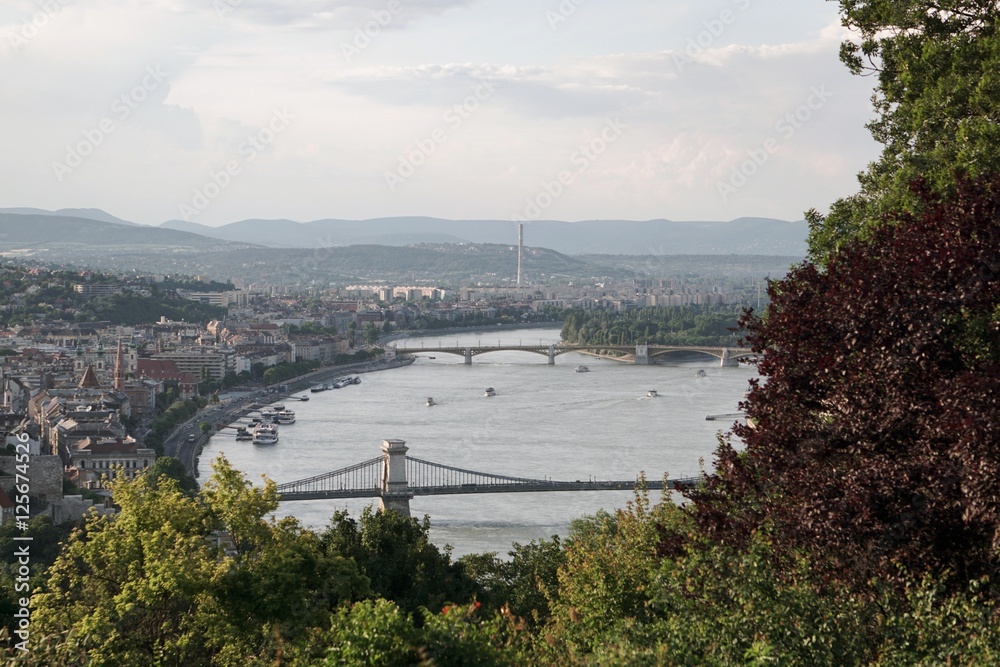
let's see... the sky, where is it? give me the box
[0,0,881,227]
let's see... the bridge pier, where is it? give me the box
[635,344,650,365]
[547,345,556,365]
[464,347,472,365]
[379,438,413,516]
[720,348,739,367]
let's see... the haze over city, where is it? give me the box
[1,0,880,227]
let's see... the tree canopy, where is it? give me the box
[695,176,1000,589]
[808,0,1000,261]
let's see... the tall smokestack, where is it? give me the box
[517,223,523,287]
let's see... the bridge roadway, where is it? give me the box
[275,439,706,515]
[277,478,701,502]
[390,342,756,366]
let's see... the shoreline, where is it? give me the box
[181,355,416,479]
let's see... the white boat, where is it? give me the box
[426,397,435,407]
[275,409,296,424]
[575,365,590,373]
[271,404,285,411]
[647,389,658,398]
[259,408,278,421]
[484,387,496,397]
[252,423,279,445]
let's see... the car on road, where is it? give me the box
[187,434,197,442]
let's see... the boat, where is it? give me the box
[484,387,496,397]
[252,422,278,445]
[275,409,296,424]
[259,408,278,421]
[647,389,658,398]
[696,369,707,377]
[271,404,285,411]
[235,427,252,441]
[310,384,327,393]
[349,376,361,385]
[575,365,590,373]
[426,397,436,407]
[331,378,350,389]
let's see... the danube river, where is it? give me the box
[201,328,756,557]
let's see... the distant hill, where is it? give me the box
[0,207,139,226]
[0,213,242,250]
[160,216,808,256]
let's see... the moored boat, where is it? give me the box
[235,427,252,440]
[252,422,278,445]
[276,409,296,424]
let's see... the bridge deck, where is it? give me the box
[277,477,701,502]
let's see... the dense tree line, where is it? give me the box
[560,304,744,348]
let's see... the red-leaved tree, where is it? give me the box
[691,176,1000,589]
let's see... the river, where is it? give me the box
[201,328,756,557]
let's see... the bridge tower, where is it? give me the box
[379,438,413,516]
[464,347,473,365]
[635,344,650,365]
[720,348,739,367]
[547,344,556,365]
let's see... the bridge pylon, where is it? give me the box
[635,344,650,365]
[379,438,413,516]
[720,348,739,367]
[464,347,472,365]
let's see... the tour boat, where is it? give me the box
[484,387,496,397]
[259,408,278,421]
[575,365,590,373]
[252,423,279,445]
[235,427,252,441]
[275,409,296,424]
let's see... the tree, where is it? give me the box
[694,177,1000,590]
[363,322,378,346]
[322,507,478,614]
[808,1,1000,262]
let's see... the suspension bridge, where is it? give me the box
[275,439,705,516]
[390,342,758,367]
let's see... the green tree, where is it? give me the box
[808,0,1000,261]
[322,507,478,614]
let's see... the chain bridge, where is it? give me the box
[275,439,705,516]
[390,342,757,367]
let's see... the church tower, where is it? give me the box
[113,338,125,391]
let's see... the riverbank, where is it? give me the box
[170,355,416,479]
[380,321,563,345]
